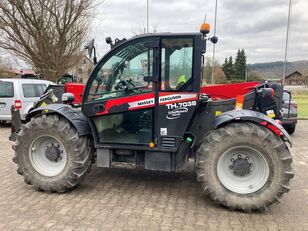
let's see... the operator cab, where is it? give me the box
[82,33,205,155]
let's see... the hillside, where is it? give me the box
[247,60,308,79]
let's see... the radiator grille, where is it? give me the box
[161,137,176,148]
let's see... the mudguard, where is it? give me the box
[214,109,292,146]
[27,104,91,136]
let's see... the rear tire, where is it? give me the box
[13,114,93,193]
[196,122,294,212]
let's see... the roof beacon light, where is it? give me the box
[200,23,210,35]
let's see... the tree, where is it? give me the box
[249,71,262,82]
[222,56,234,80]
[0,0,96,82]
[233,49,247,80]
[214,65,227,84]
[0,56,14,77]
[202,58,226,84]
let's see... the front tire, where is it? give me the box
[196,122,294,212]
[13,114,93,193]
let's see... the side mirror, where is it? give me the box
[210,36,218,44]
[143,76,158,83]
[85,39,95,57]
[105,37,113,46]
[61,93,75,104]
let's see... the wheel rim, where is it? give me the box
[29,135,67,177]
[217,145,269,194]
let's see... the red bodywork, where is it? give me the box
[201,82,260,100]
[64,81,260,106]
[55,81,284,137]
[95,92,199,115]
[65,83,85,104]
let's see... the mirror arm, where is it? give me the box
[93,47,97,65]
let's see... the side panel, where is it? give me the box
[145,151,172,172]
[156,92,198,150]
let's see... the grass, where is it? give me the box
[291,90,308,119]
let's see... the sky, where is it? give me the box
[2,0,308,68]
[90,0,308,64]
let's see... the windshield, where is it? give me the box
[283,91,293,102]
[87,39,154,102]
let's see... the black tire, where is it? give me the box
[13,114,93,193]
[196,122,294,212]
[284,125,296,135]
[0,120,6,125]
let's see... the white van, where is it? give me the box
[0,78,54,123]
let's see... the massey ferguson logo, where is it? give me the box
[127,93,198,110]
[159,93,197,104]
[128,99,154,109]
[160,95,181,102]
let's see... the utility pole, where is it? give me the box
[282,0,292,86]
[146,0,149,33]
[211,0,218,84]
[245,66,248,82]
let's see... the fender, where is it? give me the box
[27,104,91,136]
[214,109,292,146]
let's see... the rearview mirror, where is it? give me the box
[61,93,75,104]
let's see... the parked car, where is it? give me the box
[282,89,297,134]
[0,78,54,124]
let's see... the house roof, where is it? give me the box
[285,71,302,79]
[9,69,35,75]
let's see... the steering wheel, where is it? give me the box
[114,80,129,91]
[115,79,144,95]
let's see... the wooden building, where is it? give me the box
[284,71,305,86]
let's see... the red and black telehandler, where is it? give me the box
[11,23,293,212]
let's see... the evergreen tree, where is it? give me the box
[222,58,228,78]
[234,49,247,80]
[222,56,234,80]
[228,56,234,80]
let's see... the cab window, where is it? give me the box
[87,39,154,102]
[161,38,193,91]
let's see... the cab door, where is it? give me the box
[82,38,159,146]
[156,37,199,150]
